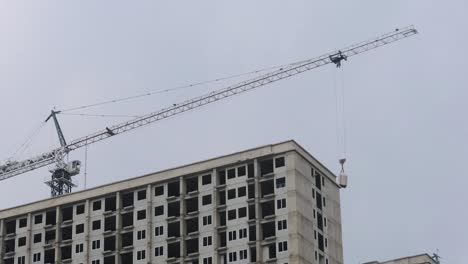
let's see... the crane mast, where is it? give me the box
[0,26,418,196]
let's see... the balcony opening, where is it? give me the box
[262,221,275,239]
[218,170,226,185]
[121,212,133,228]
[250,247,257,262]
[105,196,117,212]
[249,204,256,220]
[219,211,226,226]
[268,243,277,259]
[61,245,72,260]
[168,181,180,197]
[46,210,56,226]
[62,206,73,222]
[104,235,116,251]
[186,197,199,214]
[61,226,72,241]
[248,163,255,178]
[261,200,275,219]
[248,184,255,199]
[317,212,323,231]
[316,192,323,210]
[185,177,198,194]
[186,238,199,255]
[249,225,256,241]
[44,249,55,264]
[45,230,56,244]
[168,221,180,238]
[122,192,134,208]
[121,231,133,248]
[120,252,133,264]
[186,217,199,235]
[219,232,226,247]
[168,241,180,258]
[260,159,274,175]
[4,258,13,264]
[5,239,14,253]
[219,190,226,205]
[315,173,322,190]
[104,255,116,264]
[260,180,274,198]
[105,216,116,232]
[168,201,180,217]
[5,220,15,234]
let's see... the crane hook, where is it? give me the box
[338,158,348,188]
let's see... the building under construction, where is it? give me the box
[0,140,344,264]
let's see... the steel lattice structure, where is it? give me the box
[0,26,418,183]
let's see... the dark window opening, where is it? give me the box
[237,166,246,177]
[318,233,324,251]
[248,163,255,178]
[45,230,56,244]
[262,221,276,239]
[316,192,323,210]
[105,216,116,231]
[202,174,211,185]
[168,201,180,217]
[5,239,15,253]
[185,177,198,194]
[249,225,256,241]
[76,223,84,234]
[154,205,164,216]
[18,236,26,247]
[168,221,180,238]
[61,226,72,241]
[260,159,274,175]
[219,211,226,226]
[238,186,246,197]
[168,181,180,197]
[276,177,286,188]
[250,247,257,262]
[76,204,85,215]
[186,238,199,255]
[186,197,198,214]
[122,192,134,208]
[154,185,164,196]
[45,249,55,264]
[238,207,247,218]
[186,218,199,235]
[137,189,147,200]
[104,255,115,264]
[104,235,116,251]
[268,243,277,259]
[6,220,16,234]
[227,189,236,200]
[61,245,72,260]
[168,242,180,258]
[93,200,102,211]
[261,200,275,219]
[137,209,146,220]
[219,232,226,247]
[227,168,236,179]
[4,258,13,264]
[317,212,323,231]
[275,157,285,168]
[105,196,116,212]
[61,207,73,222]
[121,212,133,228]
[248,204,256,220]
[228,209,236,220]
[120,252,133,264]
[218,170,226,185]
[202,195,212,205]
[19,218,27,228]
[34,214,43,224]
[121,231,133,248]
[248,184,255,199]
[261,180,274,198]
[92,220,101,230]
[219,190,226,205]
[315,173,322,190]
[33,233,42,243]
[46,210,56,225]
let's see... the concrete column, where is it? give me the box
[55,206,61,264]
[84,199,91,264]
[212,168,219,264]
[146,185,153,263]
[116,191,122,264]
[0,219,4,264]
[179,178,186,262]
[254,158,263,263]
[26,213,32,264]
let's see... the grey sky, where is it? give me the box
[0,1,467,263]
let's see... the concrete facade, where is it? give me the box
[0,140,344,264]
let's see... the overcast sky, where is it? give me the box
[0,1,467,263]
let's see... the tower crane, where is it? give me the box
[0,26,418,196]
